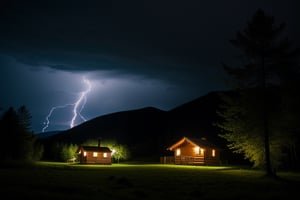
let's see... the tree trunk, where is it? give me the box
[261,55,275,177]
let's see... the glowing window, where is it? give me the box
[93,152,98,157]
[200,148,204,156]
[194,146,200,154]
[212,149,216,157]
[83,151,87,157]
[176,149,181,156]
[103,153,107,158]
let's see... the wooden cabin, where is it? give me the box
[76,145,112,165]
[164,136,221,165]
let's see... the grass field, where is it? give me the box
[1,162,300,200]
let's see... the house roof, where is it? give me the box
[77,146,112,153]
[167,136,218,151]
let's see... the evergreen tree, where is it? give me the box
[0,106,43,163]
[217,9,299,176]
[17,105,33,132]
[0,107,20,161]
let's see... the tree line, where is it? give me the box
[0,105,43,165]
[0,106,130,164]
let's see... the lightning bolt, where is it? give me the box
[42,103,74,133]
[42,77,92,132]
[70,78,91,128]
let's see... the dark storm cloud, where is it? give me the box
[1,0,299,132]
[0,2,259,68]
[1,0,299,78]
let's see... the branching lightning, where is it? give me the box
[70,78,91,128]
[42,77,92,132]
[42,103,74,133]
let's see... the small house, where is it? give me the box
[164,136,221,165]
[76,141,112,164]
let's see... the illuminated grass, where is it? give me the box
[1,162,300,200]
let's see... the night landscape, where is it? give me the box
[1,0,300,199]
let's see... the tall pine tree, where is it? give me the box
[216,9,299,176]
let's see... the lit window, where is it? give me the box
[103,153,107,158]
[212,149,215,157]
[176,149,181,156]
[83,151,87,157]
[93,152,98,157]
[200,148,204,156]
[194,146,200,154]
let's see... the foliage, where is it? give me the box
[217,90,294,169]
[50,142,78,162]
[0,105,43,163]
[110,143,130,163]
[216,9,300,171]
[60,143,78,161]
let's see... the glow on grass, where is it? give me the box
[35,161,232,171]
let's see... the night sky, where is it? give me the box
[1,0,299,133]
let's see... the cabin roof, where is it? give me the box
[77,146,112,153]
[167,136,218,151]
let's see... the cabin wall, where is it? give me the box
[176,142,198,156]
[204,147,220,165]
[86,151,112,164]
[174,141,204,157]
[174,142,204,165]
[173,141,220,165]
[78,149,112,164]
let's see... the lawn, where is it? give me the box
[1,162,300,200]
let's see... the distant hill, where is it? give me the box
[167,90,225,144]
[40,91,235,162]
[36,130,62,139]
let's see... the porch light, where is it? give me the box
[111,149,116,155]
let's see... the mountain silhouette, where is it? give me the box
[41,91,234,162]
